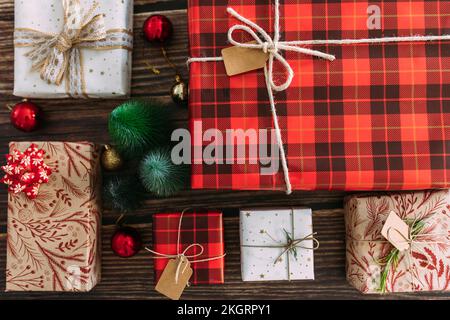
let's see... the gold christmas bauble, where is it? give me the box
[101,145,123,171]
[171,75,188,106]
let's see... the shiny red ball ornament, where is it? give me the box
[111,226,142,258]
[143,14,173,43]
[9,100,41,132]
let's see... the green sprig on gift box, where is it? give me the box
[283,229,298,260]
[377,219,426,293]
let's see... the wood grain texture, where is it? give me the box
[0,0,448,300]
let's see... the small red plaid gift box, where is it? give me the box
[152,211,225,284]
[188,0,450,192]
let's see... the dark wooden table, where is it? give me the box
[0,0,448,300]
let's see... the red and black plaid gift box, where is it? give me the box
[188,0,450,191]
[152,211,225,284]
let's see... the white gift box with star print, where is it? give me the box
[240,208,315,281]
[13,0,133,99]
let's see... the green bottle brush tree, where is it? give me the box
[139,147,189,197]
[108,100,170,159]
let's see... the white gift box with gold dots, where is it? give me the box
[240,208,315,281]
[13,0,133,99]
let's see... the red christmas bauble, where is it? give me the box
[111,226,142,258]
[10,100,41,132]
[143,14,173,43]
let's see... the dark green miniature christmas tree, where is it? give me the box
[108,100,170,158]
[139,147,189,197]
[102,175,146,213]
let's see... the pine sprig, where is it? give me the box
[283,229,298,260]
[108,100,170,158]
[139,147,189,197]
[377,219,425,293]
[378,247,400,294]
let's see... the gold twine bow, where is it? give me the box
[241,209,319,281]
[347,215,449,293]
[146,209,226,284]
[14,0,133,98]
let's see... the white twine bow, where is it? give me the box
[146,209,226,284]
[187,0,450,195]
[227,6,336,92]
[14,0,133,98]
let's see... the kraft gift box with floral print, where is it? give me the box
[345,191,450,294]
[5,142,101,292]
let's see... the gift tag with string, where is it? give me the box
[155,256,193,300]
[221,41,269,76]
[381,211,410,252]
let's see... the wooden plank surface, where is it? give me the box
[0,0,448,300]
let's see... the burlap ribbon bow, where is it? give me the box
[14,0,133,98]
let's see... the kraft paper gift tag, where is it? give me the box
[221,41,269,76]
[155,257,193,300]
[381,211,410,252]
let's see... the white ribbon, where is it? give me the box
[188,0,450,195]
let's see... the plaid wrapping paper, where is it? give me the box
[188,0,450,191]
[152,212,225,284]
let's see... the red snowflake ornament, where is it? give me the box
[1,144,52,199]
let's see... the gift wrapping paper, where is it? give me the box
[188,0,450,191]
[345,190,450,294]
[240,208,315,281]
[152,211,225,285]
[13,0,133,98]
[5,142,102,292]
